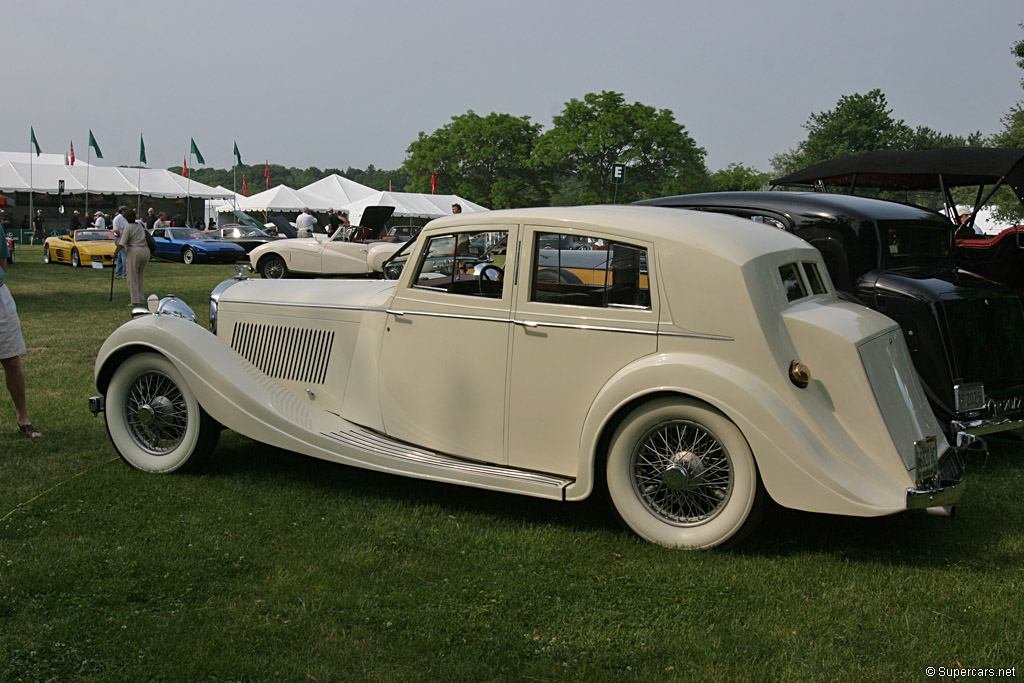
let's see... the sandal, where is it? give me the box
[17,422,42,438]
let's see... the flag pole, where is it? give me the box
[28,136,34,242]
[85,145,91,217]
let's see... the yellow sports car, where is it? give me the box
[43,229,119,267]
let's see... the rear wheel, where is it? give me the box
[104,352,219,473]
[42,247,50,264]
[605,398,765,549]
[71,248,81,267]
[182,247,196,264]
[259,255,288,279]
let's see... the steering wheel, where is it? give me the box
[479,264,503,281]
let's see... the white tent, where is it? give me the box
[223,184,330,213]
[299,175,377,208]
[342,191,488,226]
[0,160,232,199]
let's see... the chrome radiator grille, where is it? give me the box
[229,321,334,384]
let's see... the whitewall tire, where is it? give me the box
[606,398,765,549]
[104,352,219,473]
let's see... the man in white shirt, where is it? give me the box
[93,211,107,229]
[295,208,317,235]
[112,207,129,277]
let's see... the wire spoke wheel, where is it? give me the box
[606,398,764,549]
[631,420,733,526]
[123,370,189,454]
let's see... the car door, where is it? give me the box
[320,237,375,275]
[506,226,659,477]
[377,226,517,464]
[151,228,174,259]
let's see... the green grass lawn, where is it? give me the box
[1,246,1022,681]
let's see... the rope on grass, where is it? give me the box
[1,456,120,522]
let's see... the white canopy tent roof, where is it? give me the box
[0,151,92,167]
[222,184,331,213]
[0,160,232,199]
[341,191,488,226]
[299,174,377,208]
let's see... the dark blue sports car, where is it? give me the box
[151,227,245,264]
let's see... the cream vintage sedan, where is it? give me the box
[90,206,964,549]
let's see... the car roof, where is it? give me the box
[636,191,944,223]
[425,204,815,266]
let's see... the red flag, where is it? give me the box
[430,173,436,194]
[264,161,270,189]
[182,156,188,177]
[242,176,248,197]
[70,141,75,165]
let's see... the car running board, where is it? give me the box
[320,425,574,500]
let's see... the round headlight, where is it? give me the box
[789,360,812,389]
[156,295,197,323]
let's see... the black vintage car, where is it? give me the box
[635,191,1024,444]
[206,224,283,253]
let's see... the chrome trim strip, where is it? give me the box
[906,479,965,509]
[388,309,510,324]
[515,319,733,341]
[321,428,573,489]
[224,299,389,314]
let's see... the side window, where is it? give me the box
[153,229,166,239]
[411,230,508,298]
[530,232,651,309]
[751,215,786,230]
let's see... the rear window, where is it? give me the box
[779,262,829,302]
[881,217,952,263]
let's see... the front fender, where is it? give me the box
[569,351,913,517]
[95,314,343,456]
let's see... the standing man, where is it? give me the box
[296,208,317,235]
[112,206,129,278]
[69,210,82,232]
[145,208,157,231]
[93,211,107,229]
[0,219,41,438]
[30,210,45,245]
[326,208,342,237]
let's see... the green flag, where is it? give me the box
[140,134,147,165]
[88,130,103,159]
[233,141,242,166]
[30,127,41,156]
[190,138,205,165]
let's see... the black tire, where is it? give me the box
[182,247,196,265]
[104,352,219,473]
[259,255,288,279]
[71,248,80,268]
[605,397,766,549]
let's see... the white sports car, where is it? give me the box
[249,206,401,278]
[91,205,964,549]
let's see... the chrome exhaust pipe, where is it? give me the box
[926,505,955,518]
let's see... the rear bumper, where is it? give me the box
[906,445,965,510]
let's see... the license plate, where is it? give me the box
[914,436,938,486]
[954,382,986,412]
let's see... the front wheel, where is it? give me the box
[71,248,80,267]
[259,255,288,279]
[605,398,765,549]
[104,352,219,473]
[182,247,196,264]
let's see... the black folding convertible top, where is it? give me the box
[771,148,1024,204]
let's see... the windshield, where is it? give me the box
[76,230,116,241]
[879,216,952,266]
[168,228,211,240]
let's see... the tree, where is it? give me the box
[402,111,548,209]
[771,89,914,176]
[989,23,1024,222]
[709,163,770,192]
[533,91,708,205]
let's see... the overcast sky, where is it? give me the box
[2,0,1021,178]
